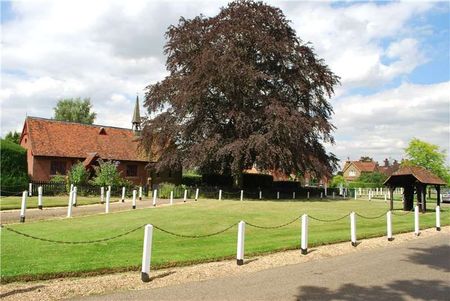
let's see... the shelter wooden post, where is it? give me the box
[422,184,427,213]
[416,184,422,213]
[435,185,441,206]
[389,187,394,210]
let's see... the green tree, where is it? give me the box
[142,0,339,188]
[357,172,387,187]
[4,131,20,144]
[68,162,89,186]
[404,138,450,184]
[91,160,122,187]
[0,139,28,193]
[54,97,96,124]
[330,175,346,188]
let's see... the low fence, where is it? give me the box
[1,205,443,283]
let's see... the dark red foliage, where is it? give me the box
[142,0,340,185]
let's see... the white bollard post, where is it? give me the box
[293,191,296,199]
[436,206,441,231]
[320,192,323,199]
[332,192,335,199]
[139,186,143,200]
[387,211,393,241]
[414,205,420,236]
[236,221,245,265]
[324,185,328,197]
[100,186,105,204]
[20,191,27,222]
[105,189,111,213]
[369,191,372,201]
[301,214,309,255]
[183,189,187,202]
[307,191,310,199]
[195,188,199,201]
[219,189,222,201]
[141,224,153,282]
[240,190,244,201]
[121,187,126,202]
[170,191,174,205]
[354,189,357,200]
[38,186,43,210]
[152,189,157,206]
[67,189,73,218]
[132,190,137,209]
[28,183,32,196]
[72,186,78,207]
[350,212,357,247]
[259,190,262,200]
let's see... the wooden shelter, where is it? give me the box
[384,166,446,213]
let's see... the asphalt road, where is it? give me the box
[75,233,450,301]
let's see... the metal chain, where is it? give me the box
[1,224,145,244]
[152,223,238,238]
[246,215,300,229]
[355,211,388,220]
[309,213,349,222]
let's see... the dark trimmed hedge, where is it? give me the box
[273,180,301,191]
[182,174,202,187]
[243,173,273,189]
[1,139,29,194]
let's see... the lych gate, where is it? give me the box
[384,166,446,213]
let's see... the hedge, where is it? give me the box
[0,139,29,194]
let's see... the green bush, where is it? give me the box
[158,182,188,198]
[0,139,28,193]
[91,160,123,187]
[182,174,202,186]
[68,162,88,186]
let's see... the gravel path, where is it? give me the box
[1,226,448,301]
[0,198,193,224]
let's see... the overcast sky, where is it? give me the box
[1,0,449,167]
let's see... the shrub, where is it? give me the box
[242,173,273,189]
[182,174,202,186]
[0,139,28,194]
[272,180,300,191]
[158,182,188,198]
[68,162,89,186]
[91,160,123,187]
[202,174,233,187]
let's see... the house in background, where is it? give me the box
[342,158,399,182]
[19,97,181,186]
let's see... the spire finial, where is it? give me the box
[132,95,141,135]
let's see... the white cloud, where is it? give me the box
[329,81,450,164]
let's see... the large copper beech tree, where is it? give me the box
[142,0,339,187]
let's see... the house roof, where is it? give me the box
[384,166,446,186]
[21,117,148,162]
[343,161,378,173]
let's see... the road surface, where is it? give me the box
[75,233,450,301]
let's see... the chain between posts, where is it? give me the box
[308,214,349,222]
[0,224,145,244]
[355,211,388,220]
[152,223,238,238]
[246,215,300,229]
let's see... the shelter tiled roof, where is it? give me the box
[385,166,446,185]
[21,117,148,162]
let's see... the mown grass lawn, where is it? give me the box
[0,195,122,210]
[1,199,448,282]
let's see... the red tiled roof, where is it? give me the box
[23,117,148,162]
[343,161,377,173]
[385,166,446,185]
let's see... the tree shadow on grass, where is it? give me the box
[296,279,449,301]
[406,244,450,273]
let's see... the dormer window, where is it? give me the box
[99,127,107,135]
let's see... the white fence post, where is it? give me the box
[259,190,262,200]
[324,185,328,197]
[170,191,174,205]
[240,190,244,201]
[436,206,441,231]
[183,189,187,202]
[152,189,157,207]
[20,191,27,223]
[368,191,372,201]
[307,191,310,199]
[350,212,357,247]
[293,191,296,199]
[332,192,335,199]
[414,205,420,236]
[101,187,105,204]
[139,186,143,200]
[301,214,309,255]
[28,183,32,196]
[132,190,137,209]
[67,189,73,218]
[121,187,126,202]
[236,221,245,265]
[195,188,199,201]
[384,193,387,202]
[38,186,43,210]
[105,189,111,213]
[387,211,393,241]
[277,191,280,199]
[72,186,78,207]
[219,189,222,201]
[320,192,323,199]
[354,189,357,200]
[141,224,153,282]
